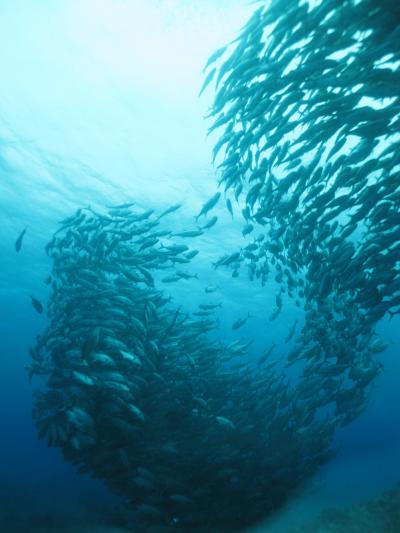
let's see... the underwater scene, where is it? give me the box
[0,0,399,531]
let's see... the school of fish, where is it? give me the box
[203,0,399,447]
[27,0,399,531]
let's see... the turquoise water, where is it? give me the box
[0,1,399,531]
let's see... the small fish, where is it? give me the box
[30,296,43,314]
[72,371,94,386]
[173,230,204,238]
[232,313,251,330]
[199,303,222,310]
[127,403,145,422]
[205,285,218,293]
[202,216,218,230]
[162,275,181,283]
[242,223,254,236]
[106,202,135,209]
[199,67,216,97]
[15,226,28,252]
[269,307,281,321]
[81,327,102,361]
[203,45,228,72]
[195,192,221,221]
[258,343,276,366]
[157,203,182,219]
[170,494,193,505]
[176,270,198,280]
[185,250,199,259]
[120,349,142,367]
[216,416,236,430]
[285,319,298,343]
[226,198,234,218]
[162,244,189,254]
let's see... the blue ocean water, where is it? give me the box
[0,1,399,531]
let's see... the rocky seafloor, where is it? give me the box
[1,481,399,532]
[291,482,400,533]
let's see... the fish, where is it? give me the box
[106,202,135,209]
[173,229,204,238]
[226,198,234,218]
[204,285,218,293]
[81,327,102,361]
[15,226,28,252]
[268,307,281,322]
[285,320,298,343]
[30,296,43,314]
[90,352,115,367]
[162,244,189,254]
[157,203,182,219]
[258,343,276,366]
[185,249,199,259]
[176,270,198,280]
[194,192,221,221]
[127,403,145,422]
[203,45,228,72]
[170,493,193,505]
[198,67,216,97]
[120,349,142,367]
[216,416,236,430]
[72,371,95,387]
[232,313,251,330]
[29,10,400,520]
[242,223,254,236]
[199,303,221,310]
[161,275,181,283]
[201,216,218,230]
[213,251,241,268]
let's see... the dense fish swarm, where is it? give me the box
[28,0,400,531]
[29,205,340,531]
[204,0,399,435]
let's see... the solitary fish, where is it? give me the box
[15,227,28,252]
[195,192,221,221]
[232,313,251,330]
[157,203,182,220]
[285,319,298,343]
[30,296,43,314]
[205,285,218,293]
